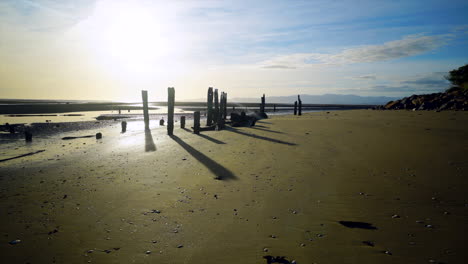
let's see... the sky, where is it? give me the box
[1,0,467,102]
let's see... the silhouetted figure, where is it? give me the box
[260,94,266,113]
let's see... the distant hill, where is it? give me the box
[226,94,399,105]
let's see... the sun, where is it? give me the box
[71,0,181,78]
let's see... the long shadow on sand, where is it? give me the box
[170,135,237,180]
[250,126,284,134]
[145,128,156,152]
[182,127,226,144]
[225,127,296,146]
[197,134,226,144]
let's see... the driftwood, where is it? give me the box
[230,111,267,127]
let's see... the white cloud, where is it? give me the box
[261,34,450,69]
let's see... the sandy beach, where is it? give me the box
[1,110,467,264]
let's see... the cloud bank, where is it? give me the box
[261,34,450,69]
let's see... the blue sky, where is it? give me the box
[0,0,467,101]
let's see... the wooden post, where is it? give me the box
[141,90,150,128]
[274,104,276,112]
[194,111,200,134]
[298,95,302,116]
[121,121,127,133]
[25,131,32,142]
[217,92,225,131]
[223,93,228,119]
[214,89,219,125]
[167,87,175,135]
[294,101,297,115]
[207,87,214,126]
[180,116,185,128]
[260,94,265,113]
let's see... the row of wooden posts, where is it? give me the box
[18,89,303,142]
[140,87,230,135]
[139,88,303,136]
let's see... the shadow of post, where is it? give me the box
[169,135,237,180]
[197,133,226,144]
[250,126,284,134]
[225,127,296,146]
[145,128,156,152]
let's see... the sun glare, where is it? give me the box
[71,0,183,79]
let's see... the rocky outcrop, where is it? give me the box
[380,87,468,111]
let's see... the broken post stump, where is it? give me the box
[167,87,175,135]
[141,90,150,128]
[207,87,214,126]
[294,101,297,115]
[180,116,186,128]
[24,131,32,142]
[121,121,127,133]
[96,132,102,139]
[160,118,164,126]
[193,111,200,134]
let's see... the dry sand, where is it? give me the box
[0,110,467,264]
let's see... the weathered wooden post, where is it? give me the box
[298,95,302,116]
[167,87,175,135]
[121,121,127,133]
[193,111,200,134]
[25,131,32,142]
[260,94,265,113]
[159,118,164,126]
[207,87,214,126]
[141,90,150,128]
[214,89,219,125]
[223,92,228,119]
[217,92,225,130]
[294,101,297,115]
[180,116,186,128]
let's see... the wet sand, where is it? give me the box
[0,110,467,263]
